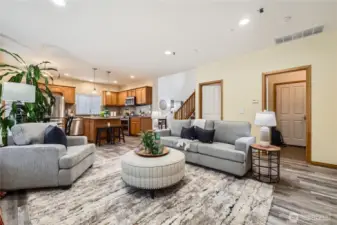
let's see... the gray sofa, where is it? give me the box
[156,120,255,177]
[0,123,95,191]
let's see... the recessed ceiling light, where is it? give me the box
[113,80,118,84]
[89,79,93,82]
[51,0,66,7]
[239,18,250,26]
[164,51,172,55]
[130,75,135,79]
[64,73,69,76]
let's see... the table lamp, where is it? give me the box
[254,111,277,147]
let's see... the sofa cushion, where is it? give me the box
[160,136,198,152]
[11,122,57,145]
[59,144,95,169]
[44,125,67,148]
[171,120,191,137]
[197,142,246,163]
[180,126,197,140]
[213,121,251,145]
[160,136,181,148]
[191,120,214,130]
[195,127,215,143]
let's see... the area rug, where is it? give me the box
[27,140,274,225]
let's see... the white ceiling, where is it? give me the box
[1,0,337,85]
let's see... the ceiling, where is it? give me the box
[1,0,336,85]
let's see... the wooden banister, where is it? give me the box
[174,91,195,120]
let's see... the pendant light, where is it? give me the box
[106,71,111,95]
[92,68,97,94]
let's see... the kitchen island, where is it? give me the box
[83,117,122,143]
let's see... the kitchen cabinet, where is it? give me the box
[135,87,152,105]
[130,117,141,135]
[117,91,127,106]
[83,117,121,142]
[130,117,153,136]
[38,83,76,104]
[62,86,76,104]
[102,91,117,106]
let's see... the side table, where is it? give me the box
[251,144,281,183]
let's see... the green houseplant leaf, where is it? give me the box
[0,48,56,124]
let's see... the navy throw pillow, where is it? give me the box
[44,125,67,148]
[195,126,215,143]
[180,126,197,140]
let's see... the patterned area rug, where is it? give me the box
[27,137,274,225]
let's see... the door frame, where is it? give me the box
[198,79,223,120]
[262,65,312,163]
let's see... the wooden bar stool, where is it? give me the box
[109,125,125,144]
[96,127,111,146]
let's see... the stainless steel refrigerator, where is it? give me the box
[50,93,65,127]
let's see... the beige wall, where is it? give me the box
[119,79,154,91]
[267,70,306,111]
[196,31,337,165]
[52,77,119,95]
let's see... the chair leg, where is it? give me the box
[118,128,121,143]
[96,130,99,146]
[111,128,115,144]
[121,128,125,143]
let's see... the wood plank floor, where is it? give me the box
[267,157,337,225]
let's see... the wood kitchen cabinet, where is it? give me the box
[38,83,76,104]
[135,87,152,105]
[117,91,127,106]
[130,117,153,136]
[62,86,76,104]
[102,91,117,106]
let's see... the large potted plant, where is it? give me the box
[0,106,14,146]
[0,48,57,123]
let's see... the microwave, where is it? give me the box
[125,96,136,106]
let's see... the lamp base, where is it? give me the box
[259,126,271,147]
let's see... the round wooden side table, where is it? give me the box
[251,144,281,183]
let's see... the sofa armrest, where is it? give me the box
[0,144,66,191]
[154,129,171,137]
[67,136,88,146]
[235,137,256,154]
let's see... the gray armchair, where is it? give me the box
[0,123,95,191]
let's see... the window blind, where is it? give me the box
[76,94,101,115]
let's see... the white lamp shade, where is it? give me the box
[2,82,36,103]
[255,111,277,127]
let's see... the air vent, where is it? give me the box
[275,25,324,45]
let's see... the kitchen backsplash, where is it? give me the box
[120,105,152,116]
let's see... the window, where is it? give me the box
[76,94,101,115]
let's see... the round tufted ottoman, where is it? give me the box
[121,148,185,198]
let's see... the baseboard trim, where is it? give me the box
[311,161,337,169]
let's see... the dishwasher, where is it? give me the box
[70,117,84,136]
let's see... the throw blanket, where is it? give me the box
[176,139,198,151]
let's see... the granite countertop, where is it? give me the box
[82,116,122,120]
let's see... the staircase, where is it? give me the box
[174,91,195,120]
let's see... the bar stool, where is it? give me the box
[109,125,125,144]
[96,127,111,146]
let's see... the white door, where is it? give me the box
[202,84,221,120]
[276,82,306,146]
